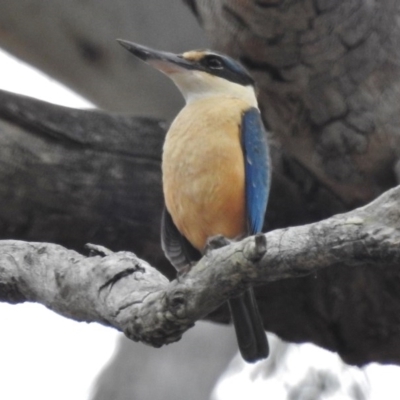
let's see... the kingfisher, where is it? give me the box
[118,39,271,363]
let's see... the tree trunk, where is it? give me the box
[191,0,400,206]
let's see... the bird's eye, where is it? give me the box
[205,56,224,69]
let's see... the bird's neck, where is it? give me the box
[170,71,259,108]
[186,87,258,108]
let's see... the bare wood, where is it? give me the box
[0,89,171,273]
[1,186,400,364]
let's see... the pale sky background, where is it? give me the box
[1,48,400,400]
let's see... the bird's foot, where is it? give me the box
[204,235,231,255]
[251,233,267,261]
[85,243,114,257]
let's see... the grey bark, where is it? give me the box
[0,89,168,270]
[1,185,400,365]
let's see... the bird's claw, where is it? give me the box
[204,235,231,255]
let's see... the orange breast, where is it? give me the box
[162,96,249,251]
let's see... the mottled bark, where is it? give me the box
[191,0,400,206]
[0,89,170,273]
[1,185,400,365]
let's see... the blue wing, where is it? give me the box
[241,107,270,234]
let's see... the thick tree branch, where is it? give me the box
[1,186,399,363]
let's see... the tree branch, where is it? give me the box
[2,185,399,362]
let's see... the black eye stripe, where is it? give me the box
[183,51,255,86]
[201,55,224,69]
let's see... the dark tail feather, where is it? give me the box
[228,288,269,363]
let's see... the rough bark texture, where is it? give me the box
[0,89,169,272]
[1,185,400,365]
[191,0,400,206]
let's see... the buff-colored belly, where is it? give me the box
[162,97,248,251]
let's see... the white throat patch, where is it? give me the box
[170,70,258,107]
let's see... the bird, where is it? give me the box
[117,39,271,363]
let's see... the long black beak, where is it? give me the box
[117,39,193,74]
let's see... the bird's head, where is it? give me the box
[117,39,257,106]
